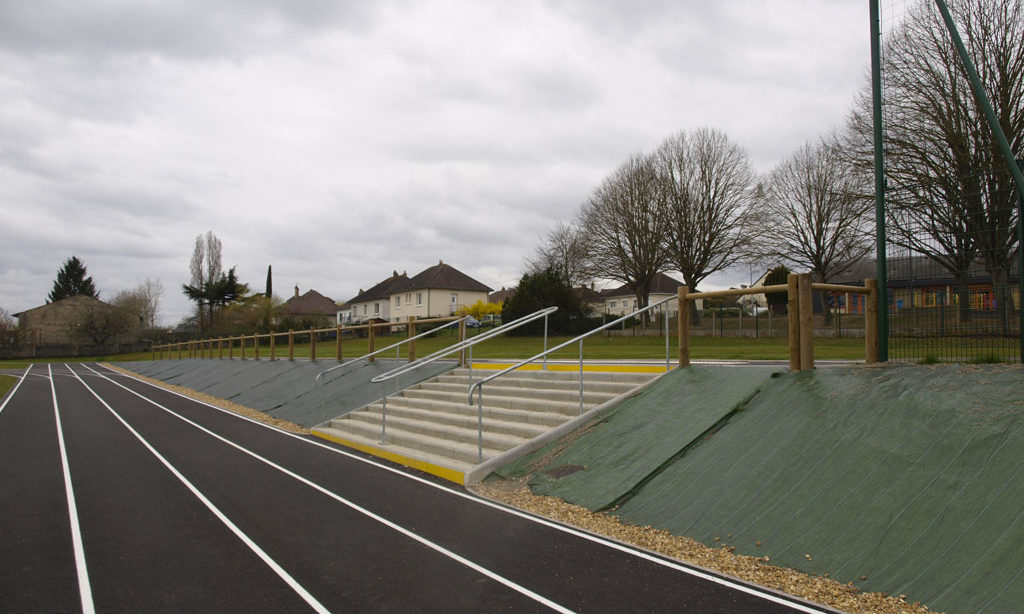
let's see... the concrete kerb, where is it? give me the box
[463,369,672,485]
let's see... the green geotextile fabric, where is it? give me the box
[494,366,782,510]
[606,364,1024,614]
[114,359,455,428]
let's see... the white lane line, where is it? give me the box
[0,364,32,415]
[49,364,96,614]
[65,365,329,614]
[97,364,830,614]
[85,364,575,614]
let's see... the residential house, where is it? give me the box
[345,271,409,324]
[284,286,338,328]
[601,273,695,319]
[388,261,492,322]
[488,286,516,306]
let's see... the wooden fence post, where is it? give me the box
[408,317,416,362]
[218,338,223,359]
[336,326,343,362]
[254,334,260,360]
[368,324,375,363]
[228,337,234,359]
[677,286,690,368]
[310,327,316,362]
[798,273,814,371]
[288,330,295,361]
[865,278,879,364]
[270,332,276,360]
[787,274,801,371]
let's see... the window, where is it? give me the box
[451,294,458,304]
[362,305,367,315]
[610,301,617,309]
[633,300,638,308]
[374,302,380,314]
[417,293,423,306]
[395,295,401,308]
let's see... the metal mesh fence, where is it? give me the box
[885,165,1022,363]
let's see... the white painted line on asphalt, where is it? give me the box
[86,364,576,614]
[49,364,95,614]
[65,365,330,614]
[0,364,31,415]
[99,364,832,614]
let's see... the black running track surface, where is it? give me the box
[0,363,835,613]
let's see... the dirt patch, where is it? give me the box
[472,478,937,614]
[103,363,311,435]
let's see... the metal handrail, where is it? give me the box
[466,295,677,462]
[368,306,559,445]
[314,316,467,422]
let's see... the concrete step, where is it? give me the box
[348,404,556,439]
[343,411,534,450]
[314,426,475,475]
[398,387,612,412]
[322,415,512,465]
[373,394,584,418]
[413,382,620,405]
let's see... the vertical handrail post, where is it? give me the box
[458,319,467,366]
[678,286,690,368]
[578,339,584,415]
[407,317,415,362]
[664,307,670,371]
[368,324,376,363]
[543,313,549,371]
[380,385,388,444]
[477,388,484,463]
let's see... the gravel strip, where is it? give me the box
[472,478,938,614]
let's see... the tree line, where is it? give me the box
[530,0,1022,326]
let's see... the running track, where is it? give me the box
[0,363,835,613]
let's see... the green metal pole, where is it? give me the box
[870,0,889,361]
[932,0,1024,363]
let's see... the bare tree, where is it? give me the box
[185,231,223,334]
[112,278,163,330]
[759,139,874,324]
[655,128,756,324]
[847,0,1024,322]
[579,153,671,319]
[527,221,592,288]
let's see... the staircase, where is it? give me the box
[312,367,660,482]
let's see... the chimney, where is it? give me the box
[294,285,299,299]
[439,259,443,265]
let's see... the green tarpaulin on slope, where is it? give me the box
[494,366,782,511]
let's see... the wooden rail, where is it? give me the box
[152,316,461,363]
[677,274,878,371]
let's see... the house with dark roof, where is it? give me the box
[284,286,338,328]
[387,260,492,321]
[345,271,410,324]
[600,272,696,318]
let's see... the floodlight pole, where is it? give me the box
[869,0,889,361]
[932,0,1024,362]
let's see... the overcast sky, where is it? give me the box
[0,0,907,326]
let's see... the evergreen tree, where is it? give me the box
[502,268,588,336]
[265,265,273,298]
[48,256,98,303]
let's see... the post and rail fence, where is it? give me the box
[150,316,463,364]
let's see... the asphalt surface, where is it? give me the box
[0,363,837,613]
